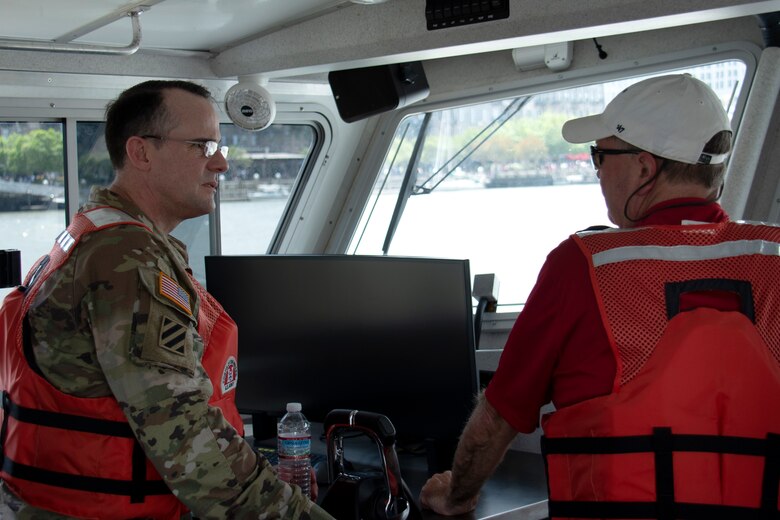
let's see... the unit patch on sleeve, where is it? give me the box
[138,311,196,374]
[160,316,188,356]
[158,272,192,316]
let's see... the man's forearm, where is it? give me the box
[448,393,517,505]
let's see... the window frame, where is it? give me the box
[211,106,331,257]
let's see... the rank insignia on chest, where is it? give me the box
[158,272,192,316]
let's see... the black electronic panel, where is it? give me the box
[0,249,21,288]
[328,62,429,123]
[425,0,509,30]
[205,254,478,447]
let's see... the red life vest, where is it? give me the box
[0,207,243,519]
[189,272,244,432]
[542,221,780,519]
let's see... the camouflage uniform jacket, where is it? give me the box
[3,186,334,520]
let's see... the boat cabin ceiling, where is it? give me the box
[1,0,778,83]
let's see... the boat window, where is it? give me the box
[216,123,318,255]
[349,60,747,310]
[0,120,319,296]
[0,121,65,299]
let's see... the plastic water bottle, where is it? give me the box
[277,402,312,499]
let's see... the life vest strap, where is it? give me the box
[542,429,772,457]
[763,433,780,517]
[2,391,134,437]
[543,427,780,518]
[654,427,674,520]
[547,500,780,519]
[131,439,150,503]
[1,391,170,500]
[1,456,170,496]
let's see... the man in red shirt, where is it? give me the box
[420,74,780,517]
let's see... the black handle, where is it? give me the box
[323,409,411,520]
[324,409,397,446]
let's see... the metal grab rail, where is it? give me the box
[0,9,143,55]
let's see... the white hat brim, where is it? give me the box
[561,114,614,144]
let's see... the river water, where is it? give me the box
[0,183,609,305]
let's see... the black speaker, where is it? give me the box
[328,62,429,123]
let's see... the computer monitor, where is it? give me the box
[204,254,478,451]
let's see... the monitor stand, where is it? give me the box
[250,412,278,443]
[424,437,458,474]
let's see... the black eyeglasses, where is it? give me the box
[142,135,229,159]
[590,145,640,171]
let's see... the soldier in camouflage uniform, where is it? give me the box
[0,80,334,520]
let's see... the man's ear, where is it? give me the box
[637,151,662,179]
[125,136,153,172]
[631,151,662,196]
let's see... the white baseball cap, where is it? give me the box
[562,74,732,165]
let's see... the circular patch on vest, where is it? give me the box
[222,356,238,393]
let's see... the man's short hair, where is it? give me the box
[659,130,732,189]
[104,80,212,170]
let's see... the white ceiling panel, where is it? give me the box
[0,0,352,53]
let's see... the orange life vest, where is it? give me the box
[542,221,780,519]
[0,207,243,519]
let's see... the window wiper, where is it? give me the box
[413,96,531,195]
[382,113,433,254]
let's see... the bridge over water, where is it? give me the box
[0,179,65,211]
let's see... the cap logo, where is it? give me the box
[616,124,625,133]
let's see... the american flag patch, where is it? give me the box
[158,272,192,316]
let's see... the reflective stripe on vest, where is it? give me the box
[592,239,780,266]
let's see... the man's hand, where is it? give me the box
[418,394,518,516]
[419,470,478,516]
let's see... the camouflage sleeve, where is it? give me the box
[79,227,334,520]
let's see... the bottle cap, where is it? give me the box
[286,402,302,412]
